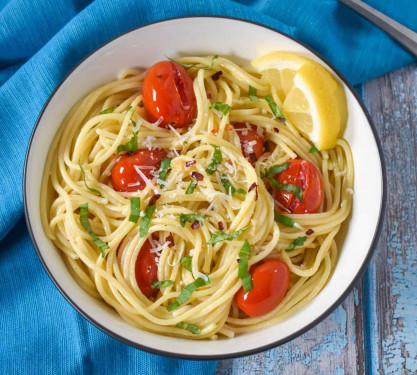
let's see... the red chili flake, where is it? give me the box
[218,221,224,230]
[148,194,161,206]
[207,93,212,99]
[278,117,286,123]
[227,159,233,165]
[211,71,223,81]
[306,229,315,236]
[185,160,196,167]
[156,74,162,79]
[249,152,257,162]
[274,127,280,133]
[191,220,200,230]
[192,171,204,181]
[248,182,258,200]
[166,233,175,247]
[226,124,233,130]
[211,128,218,134]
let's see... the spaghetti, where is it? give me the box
[41,55,353,339]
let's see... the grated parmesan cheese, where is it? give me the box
[143,136,156,150]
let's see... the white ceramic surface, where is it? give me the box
[24,17,385,359]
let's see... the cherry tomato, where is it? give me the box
[135,238,158,298]
[273,159,323,214]
[142,61,196,128]
[111,149,167,192]
[236,259,290,317]
[233,123,264,164]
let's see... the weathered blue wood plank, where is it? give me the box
[362,64,417,374]
[216,287,364,374]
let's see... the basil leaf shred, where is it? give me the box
[180,256,192,272]
[206,144,222,175]
[274,212,295,228]
[117,131,138,154]
[309,144,319,153]
[158,158,171,187]
[265,95,285,120]
[221,174,246,196]
[208,226,249,244]
[167,276,210,311]
[139,204,156,237]
[166,54,218,70]
[151,280,174,289]
[179,213,206,227]
[238,240,253,292]
[128,197,140,223]
[285,236,307,252]
[99,107,114,115]
[175,322,201,335]
[79,203,109,257]
[248,86,259,102]
[185,180,197,195]
[79,160,102,195]
[210,102,231,115]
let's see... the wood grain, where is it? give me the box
[216,64,417,374]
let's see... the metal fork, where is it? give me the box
[339,0,417,57]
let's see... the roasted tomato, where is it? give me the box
[233,122,264,164]
[142,61,196,128]
[111,149,167,192]
[135,238,158,298]
[273,159,323,214]
[236,259,290,317]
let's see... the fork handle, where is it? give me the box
[339,0,417,57]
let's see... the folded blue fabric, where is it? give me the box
[0,0,415,373]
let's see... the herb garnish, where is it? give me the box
[185,180,197,195]
[128,197,140,223]
[79,203,109,257]
[262,163,303,202]
[208,226,249,244]
[220,174,246,196]
[265,95,285,121]
[79,160,102,195]
[210,102,231,115]
[166,54,218,70]
[238,240,253,292]
[175,322,201,335]
[180,213,206,227]
[274,212,295,228]
[151,280,174,289]
[180,256,192,272]
[139,204,156,237]
[249,86,259,102]
[206,144,222,175]
[99,107,114,115]
[117,131,138,154]
[285,236,307,252]
[309,144,319,153]
[167,275,210,311]
[158,158,171,187]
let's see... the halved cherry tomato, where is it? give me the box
[235,259,290,317]
[233,123,264,164]
[273,159,323,214]
[142,61,196,128]
[135,238,158,298]
[111,149,167,192]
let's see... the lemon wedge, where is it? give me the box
[251,51,347,150]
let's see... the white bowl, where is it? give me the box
[24,16,386,359]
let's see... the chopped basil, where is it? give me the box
[175,321,201,335]
[220,174,246,196]
[268,162,290,175]
[166,54,218,70]
[167,276,210,311]
[139,204,156,237]
[180,213,206,227]
[151,280,174,289]
[180,256,192,271]
[249,86,259,102]
[128,197,140,223]
[208,226,249,244]
[79,160,102,195]
[185,180,197,195]
[210,102,231,115]
[274,212,295,228]
[238,240,253,292]
[117,131,138,154]
[79,203,109,257]
[206,144,222,175]
[89,122,100,132]
[265,95,285,121]
[99,107,114,115]
[158,158,171,187]
[268,176,304,201]
[285,236,307,252]
[309,144,319,153]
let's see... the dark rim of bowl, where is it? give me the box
[23,15,387,361]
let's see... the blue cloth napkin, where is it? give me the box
[0,0,415,374]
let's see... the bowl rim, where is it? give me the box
[23,15,387,360]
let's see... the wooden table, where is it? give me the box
[216,64,417,374]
